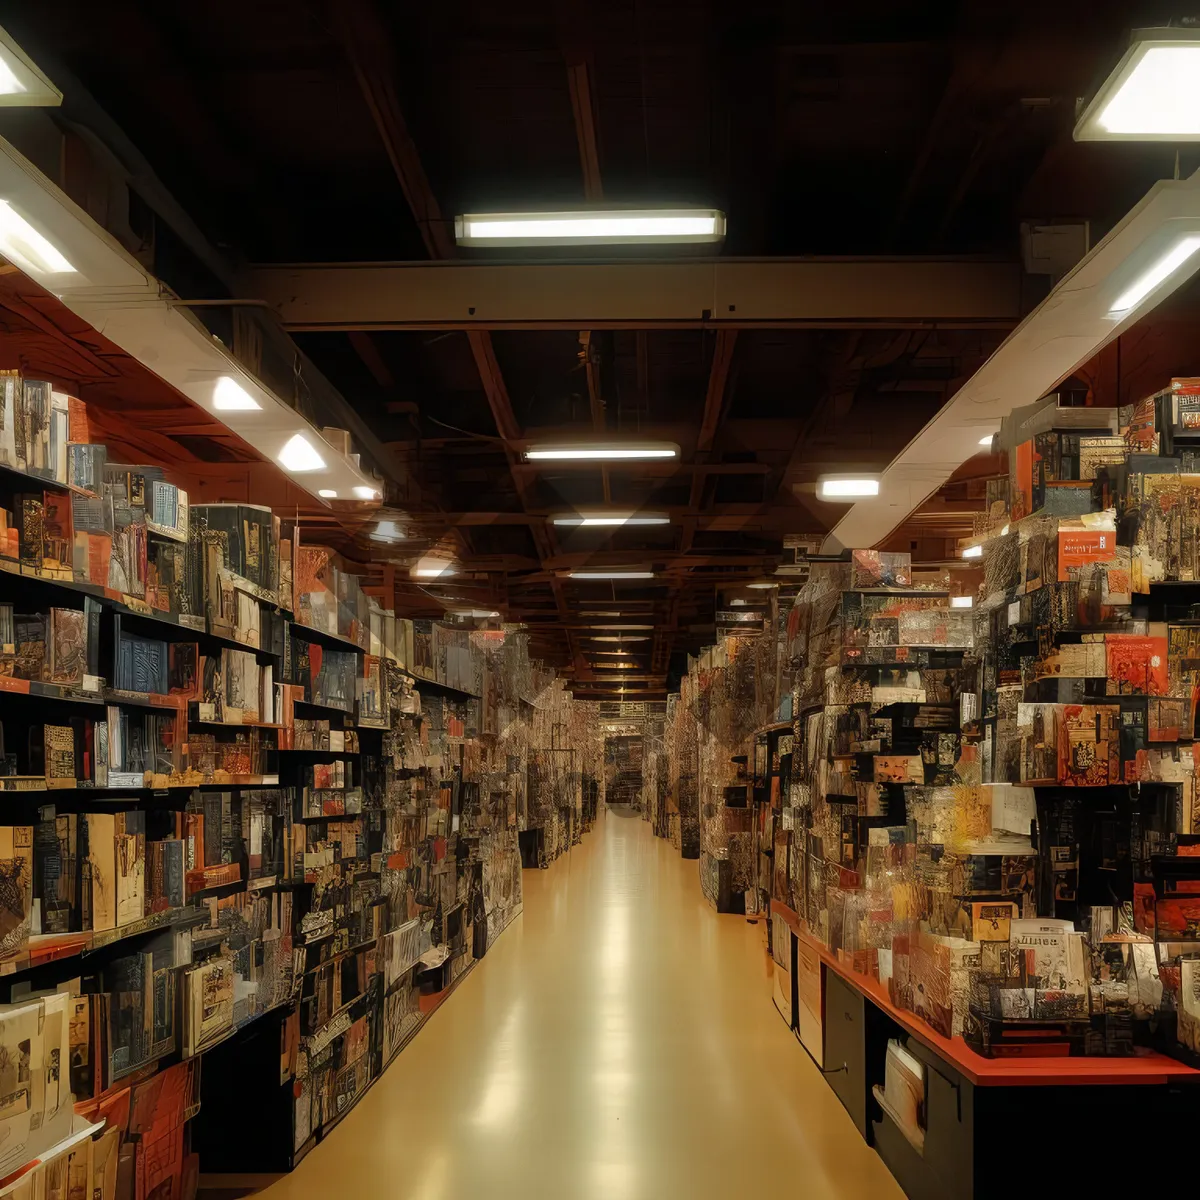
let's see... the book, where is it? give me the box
[48,607,86,686]
[182,955,234,1056]
[114,811,146,926]
[85,812,117,932]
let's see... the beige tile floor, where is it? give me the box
[252,806,903,1200]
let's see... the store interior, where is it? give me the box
[0,6,1195,1199]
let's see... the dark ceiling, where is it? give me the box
[0,0,1189,696]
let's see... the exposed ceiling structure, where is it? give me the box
[1,0,1196,697]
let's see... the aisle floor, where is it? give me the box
[255,809,903,1200]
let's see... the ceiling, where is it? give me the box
[1,0,1193,697]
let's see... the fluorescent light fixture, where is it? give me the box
[978,433,995,446]
[0,27,62,106]
[569,571,655,580]
[448,609,500,619]
[277,433,326,473]
[817,474,880,499]
[593,662,635,669]
[318,489,338,499]
[412,563,456,578]
[585,624,653,631]
[551,511,670,526]
[962,544,983,559]
[353,486,382,500]
[0,199,74,276]
[455,208,725,247]
[212,376,261,411]
[746,580,779,589]
[1075,32,1200,141]
[1108,235,1200,315]
[950,596,974,609]
[527,442,678,462]
[580,611,621,617]
[586,636,650,643]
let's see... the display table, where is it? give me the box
[771,902,1200,1199]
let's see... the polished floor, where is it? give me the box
[256,807,902,1200]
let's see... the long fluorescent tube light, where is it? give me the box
[579,611,622,617]
[527,443,678,462]
[961,545,983,559]
[593,662,635,669]
[0,199,74,275]
[413,565,456,578]
[585,624,653,630]
[278,433,326,473]
[213,376,261,411]
[1108,235,1200,315]
[448,609,500,619]
[950,596,974,608]
[570,571,655,580]
[318,489,338,499]
[817,475,880,499]
[1075,32,1200,141]
[0,27,62,106]
[552,511,670,526]
[746,580,779,589]
[455,208,725,247]
[585,636,650,643]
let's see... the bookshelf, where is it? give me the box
[0,373,607,1188]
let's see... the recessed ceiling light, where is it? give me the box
[455,208,725,247]
[551,511,671,526]
[1108,235,1200,316]
[318,489,338,499]
[527,443,678,462]
[1075,32,1200,141]
[353,485,381,500]
[213,376,261,411]
[950,596,974,608]
[0,199,74,275]
[569,571,655,580]
[962,545,983,559]
[817,474,880,499]
[278,433,326,473]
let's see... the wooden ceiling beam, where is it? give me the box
[333,0,453,258]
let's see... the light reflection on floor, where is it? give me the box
[252,807,902,1200]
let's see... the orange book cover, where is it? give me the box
[1058,528,1116,580]
[1106,634,1168,695]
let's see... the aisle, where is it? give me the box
[258,809,902,1200]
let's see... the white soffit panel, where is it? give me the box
[0,136,381,503]
[822,168,1200,552]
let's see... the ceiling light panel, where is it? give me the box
[527,443,678,462]
[455,208,725,247]
[551,511,670,526]
[817,475,881,499]
[1076,32,1200,141]
[569,571,655,580]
